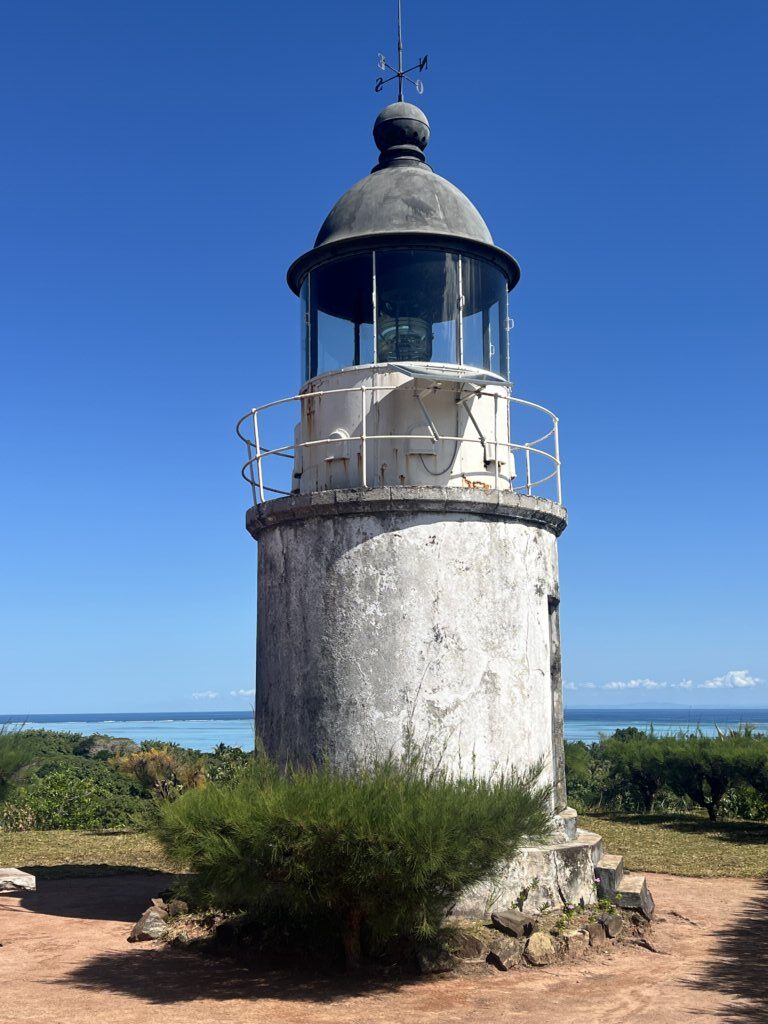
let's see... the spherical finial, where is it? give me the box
[373,102,430,169]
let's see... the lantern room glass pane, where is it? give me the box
[460,256,509,377]
[299,277,311,382]
[306,253,374,379]
[375,250,460,363]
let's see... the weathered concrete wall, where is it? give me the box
[251,487,567,807]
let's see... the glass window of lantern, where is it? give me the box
[301,249,510,381]
[375,250,460,365]
[299,277,311,382]
[459,256,509,378]
[305,254,374,379]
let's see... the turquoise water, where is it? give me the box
[562,707,768,745]
[2,709,767,752]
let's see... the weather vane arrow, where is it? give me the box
[375,0,428,101]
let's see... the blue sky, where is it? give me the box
[1,0,766,713]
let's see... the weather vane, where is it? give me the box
[375,0,428,101]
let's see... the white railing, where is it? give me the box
[236,381,562,507]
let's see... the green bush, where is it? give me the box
[0,766,137,830]
[564,740,609,812]
[565,732,669,813]
[1,740,150,830]
[565,726,768,822]
[155,750,550,967]
[0,725,35,801]
[73,733,140,759]
[8,729,84,758]
[720,784,768,822]
[598,731,668,813]
[204,743,251,786]
[664,730,766,822]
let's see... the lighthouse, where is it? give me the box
[239,97,566,784]
[235,79,644,913]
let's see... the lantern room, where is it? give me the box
[238,100,561,503]
[287,102,521,384]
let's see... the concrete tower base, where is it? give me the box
[249,487,567,792]
[456,809,603,916]
[249,486,601,912]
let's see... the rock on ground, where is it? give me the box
[0,868,36,893]
[128,907,169,942]
[525,931,556,966]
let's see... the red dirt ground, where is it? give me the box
[1,871,766,1023]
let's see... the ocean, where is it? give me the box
[2,708,767,751]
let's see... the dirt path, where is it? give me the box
[1,872,766,1024]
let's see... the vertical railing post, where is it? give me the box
[371,252,378,363]
[252,410,265,504]
[554,418,562,505]
[360,385,368,488]
[246,441,257,508]
[457,256,464,363]
[493,393,499,491]
[525,447,532,496]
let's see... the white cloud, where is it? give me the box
[191,690,219,700]
[604,679,666,690]
[566,669,762,693]
[230,688,256,698]
[699,670,762,690]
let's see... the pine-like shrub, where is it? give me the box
[155,750,550,966]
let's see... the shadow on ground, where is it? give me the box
[595,813,768,847]
[688,880,768,1023]
[60,947,423,1005]
[5,872,175,922]
[22,864,172,880]
[8,873,424,1003]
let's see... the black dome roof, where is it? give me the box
[287,102,519,293]
[314,164,494,248]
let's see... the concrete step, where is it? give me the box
[615,872,655,919]
[595,853,624,898]
[0,868,36,893]
[551,806,578,842]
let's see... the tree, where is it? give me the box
[664,731,758,822]
[597,732,667,813]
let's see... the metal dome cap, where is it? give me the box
[287,103,521,294]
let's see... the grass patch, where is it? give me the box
[581,812,768,878]
[0,829,176,878]
[3,814,766,884]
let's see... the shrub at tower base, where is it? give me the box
[154,749,550,968]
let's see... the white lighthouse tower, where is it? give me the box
[235,81,644,912]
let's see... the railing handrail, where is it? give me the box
[236,378,562,506]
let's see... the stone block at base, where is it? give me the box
[616,873,655,919]
[0,868,36,893]
[595,853,624,899]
